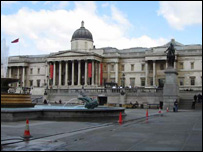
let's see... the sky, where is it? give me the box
[1,1,202,56]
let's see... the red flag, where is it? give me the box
[88,63,92,78]
[100,63,103,85]
[50,64,53,79]
[11,38,19,43]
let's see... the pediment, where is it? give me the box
[52,51,91,57]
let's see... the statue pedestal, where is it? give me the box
[163,67,179,110]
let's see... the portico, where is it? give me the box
[47,52,103,88]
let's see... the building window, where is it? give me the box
[130,78,135,87]
[141,64,145,71]
[191,62,194,69]
[38,68,40,74]
[179,62,184,69]
[37,80,41,87]
[141,78,145,86]
[131,64,134,71]
[30,68,33,75]
[121,65,125,71]
[111,64,114,71]
[190,77,195,86]
[179,78,184,86]
[29,80,33,87]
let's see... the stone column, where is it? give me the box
[72,60,74,86]
[65,61,68,86]
[92,60,95,86]
[53,62,56,86]
[22,67,25,87]
[78,60,81,86]
[98,62,101,86]
[145,61,148,86]
[153,61,156,86]
[166,60,168,69]
[115,62,119,84]
[59,61,62,86]
[95,62,98,86]
[46,63,49,88]
[107,63,110,82]
[17,67,20,87]
[17,67,20,79]
[85,61,88,86]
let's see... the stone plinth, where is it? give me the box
[163,67,179,110]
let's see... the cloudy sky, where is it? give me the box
[1,1,202,56]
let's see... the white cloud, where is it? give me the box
[158,1,202,30]
[2,1,168,55]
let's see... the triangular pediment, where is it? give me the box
[50,51,92,57]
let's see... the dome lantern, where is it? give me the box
[71,21,93,42]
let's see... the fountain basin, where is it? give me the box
[1,105,126,122]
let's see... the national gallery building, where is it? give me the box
[2,21,202,95]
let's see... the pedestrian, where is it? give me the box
[59,99,62,104]
[198,94,202,103]
[44,99,48,104]
[194,94,197,103]
[173,100,178,112]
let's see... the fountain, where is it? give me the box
[2,92,125,121]
[63,98,78,107]
[1,39,125,122]
[1,39,34,108]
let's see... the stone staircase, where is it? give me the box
[178,91,202,110]
[179,98,193,109]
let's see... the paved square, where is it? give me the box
[1,109,202,151]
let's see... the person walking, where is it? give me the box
[173,100,178,112]
[194,94,197,103]
[197,94,202,103]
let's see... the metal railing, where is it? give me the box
[47,87,163,95]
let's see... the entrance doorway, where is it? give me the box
[98,96,107,105]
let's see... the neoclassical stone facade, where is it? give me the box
[1,21,202,95]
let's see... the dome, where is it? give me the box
[71,21,93,42]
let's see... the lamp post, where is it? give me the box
[121,73,125,96]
